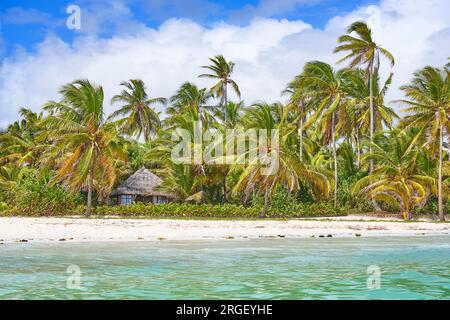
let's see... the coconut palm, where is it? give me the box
[41,79,126,215]
[109,79,165,142]
[344,69,398,166]
[334,21,395,173]
[297,61,350,207]
[234,102,330,217]
[199,55,241,128]
[283,79,314,160]
[0,108,47,167]
[168,82,212,119]
[353,130,436,220]
[398,66,450,221]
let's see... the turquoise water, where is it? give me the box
[0,236,449,299]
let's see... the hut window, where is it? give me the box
[120,194,133,205]
[155,196,166,204]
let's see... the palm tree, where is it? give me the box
[398,66,450,221]
[199,55,241,128]
[283,79,313,160]
[109,79,165,142]
[41,79,126,215]
[0,108,47,167]
[334,21,395,173]
[344,69,398,166]
[297,61,350,207]
[234,102,330,217]
[353,130,436,220]
[168,82,212,119]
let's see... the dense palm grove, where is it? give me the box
[0,22,449,220]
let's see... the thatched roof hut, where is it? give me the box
[111,168,174,205]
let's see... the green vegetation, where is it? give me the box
[0,22,449,220]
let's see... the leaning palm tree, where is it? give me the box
[334,21,395,173]
[41,79,126,215]
[398,66,450,221]
[354,130,436,220]
[109,79,165,142]
[199,55,241,128]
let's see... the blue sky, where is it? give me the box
[0,0,377,58]
[0,0,449,128]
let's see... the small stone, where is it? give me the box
[138,237,144,240]
[58,238,66,241]
[157,237,166,241]
[326,234,333,238]
[225,236,234,239]
[18,239,28,243]
[318,235,325,238]
[277,235,286,238]
[355,233,361,237]
[310,235,315,238]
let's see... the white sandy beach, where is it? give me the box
[0,216,449,243]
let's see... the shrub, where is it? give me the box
[93,202,347,218]
[1,170,82,216]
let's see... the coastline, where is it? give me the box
[0,216,449,243]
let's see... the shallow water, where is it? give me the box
[0,236,449,299]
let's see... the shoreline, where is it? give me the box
[0,216,449,243]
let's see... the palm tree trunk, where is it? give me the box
[86,164,94,216]
[221,81,228,202]
[368,66,382,212]
[299,114,303,160]
[332,113,338,208]
[355,132,361,168]
[223,81,228,128]
[438,124,445,221]
[261,181,270,218]
[369,65,374,173]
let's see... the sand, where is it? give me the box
[0,216,449,243]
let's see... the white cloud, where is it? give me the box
[0,0,450,128]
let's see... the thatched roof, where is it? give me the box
[111,168,173,197]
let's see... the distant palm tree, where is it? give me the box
[283,79,313,160]
[199,55,241,128]
[109,79,165,142]
[398,66,450,221]
[0,108,46,167]
[42,79,126,215]
[234,102,330,217]
[354,130,436,220]
[344,69,398,166]
[335,21,395,173]
[298,61,350,207]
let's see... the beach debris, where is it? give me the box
[58,238,66,241]
[277,235,286,238]
[138,237,144,240]
[225,236,234,239]
[326,234,333,238]
[17,239,28,242]
[318,235,325,238]
[355,233,362,237]
[157,237,166,241]
[310,235,315,238]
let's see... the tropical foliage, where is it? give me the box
[0,21,448,220]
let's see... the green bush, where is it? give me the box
[93,202,347,218]
[0,202,8,212]
[1,170,82,216]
